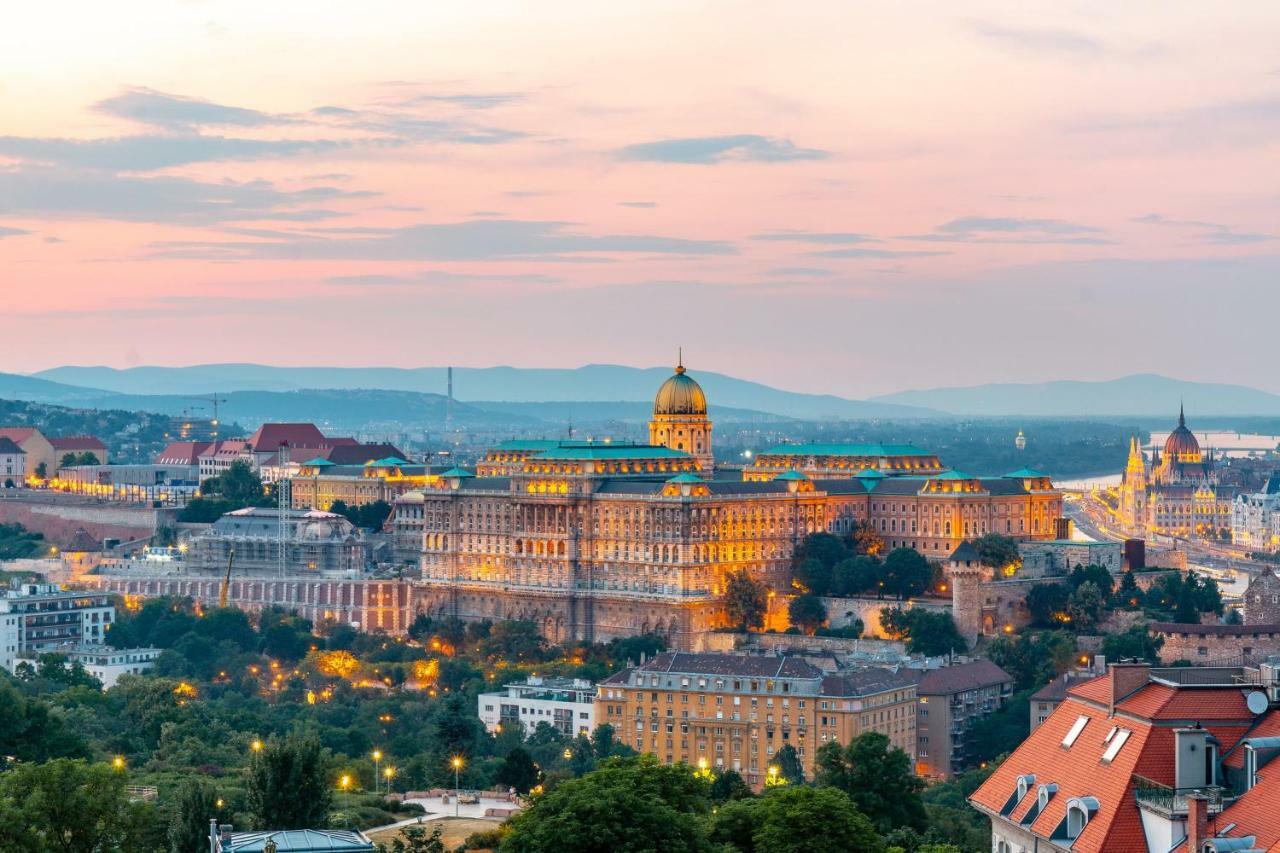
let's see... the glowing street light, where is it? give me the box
[563,748,573,760]
[111,755,125,771]
[451,756,464,817]
[372,749,383,792]
[384,766,396,792]
[339,774,352,792]
[250,739,264,753]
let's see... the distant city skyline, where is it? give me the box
[2,3,1278,396]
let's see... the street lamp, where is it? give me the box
[372,750,383,793]
[250,739,264,753]
[111,755,125,771]
[563,748,573,760]
[451,756,464,817]
[339,774,352,792]
[384,766,395,792]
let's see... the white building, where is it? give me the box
[1233,475,1280,554]
[0,581,115,671]
[478,676,597,737]
[1019,539,1124,577]
[16,643,161,688]
[0,436,26,484]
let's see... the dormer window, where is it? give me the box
[1062,797,1100,841]
[1062,715,1089,748]
[1001,773,1036,816]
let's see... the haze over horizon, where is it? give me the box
[3,3,1279,397]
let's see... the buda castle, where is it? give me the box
[410,360,1063,649]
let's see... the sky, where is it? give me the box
[2,1,1279,398]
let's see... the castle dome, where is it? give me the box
[654,360,707,416]
[1163,405,1201,460]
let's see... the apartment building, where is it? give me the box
[0,581,115,671]
[912,659,1013,780]
[596,651,917,789]
[477,676,597,737]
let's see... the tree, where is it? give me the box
[1117,570,1142,610]
[972,534,1020,572]
[1174,578,1201,624]
[246,733,332,830]
[815,732,925,833]
[774,744,806,785]
[850,520,885,557]
[1067,581,1105,632]
[496,747,540,795]
[500,755,714,853]
[880,608,967,656]
[985,631,1076,692]
[60,453,78,469]
[1101,623,1163,664]
[724,570,768,632]
[709,769,752,804]
[1068,564,1114,600]
[797,533,848,570]
[788,595,828,635]
[167,778,219,853]
[76,452,101,466]
[1026,583,1070,627]
[381,825,447,853]
[832,555,882,597]
[966,688,1032,766]
[201,461,265,505]
[0,677,89,762]
[882,548,932,599]
[710,786,884,853]
[794,557,834,597]
[34,462,47,479]
[0,758,151,853]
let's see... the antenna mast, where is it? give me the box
[277,443,291,578]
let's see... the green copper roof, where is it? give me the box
[535,445,692,461]
[666,473,704,483]
[854,468,887,478]
[774,470,810,481]
[1003,468,1047,478]
[440,467,475,478]
[757,443,935,458]
[491,439,622,452]
[303,457,334,467]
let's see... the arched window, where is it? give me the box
[1064,797,1098,840]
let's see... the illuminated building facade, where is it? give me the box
[409,362,1063,649]
[289,457,439,511]
[1118,407,1236,539]
[596,652,917,790]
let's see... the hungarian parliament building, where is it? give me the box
[411,361,1063,649]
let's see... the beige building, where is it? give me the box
[0,428,55,481]
[596,651,917,789]
[290,458,438,511]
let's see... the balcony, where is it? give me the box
[1132,778,1224,819]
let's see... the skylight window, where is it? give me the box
[1062,715,1089,748]
[1101,728,1131,763]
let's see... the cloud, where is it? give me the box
[318,109,524,144]
[392,92,526,110]
[808,247,949,259]
[766,267,834,277]
[147,218,737,260]
[0,134,355,172]
[902,216,1112,245]
[751,231,879,244]
[0,166,362,224]
[1133,213,1272,245]
[93,87,289,130]
[325,269,561,287]
[968,20,1105,57]
[0,225,31,238]
[1068,97,1280,150]
[619,201,657,208]
[617,135,829,164]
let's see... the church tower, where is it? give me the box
[649,354,714,474]
[1119,436,1147,529]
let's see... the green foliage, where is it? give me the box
[245,733,332,830]
[496,747,540,795]
[724,569,769,631]
[788,595,828,634]
[971,534,1020,571]
[796,534,934,599]
[774,744,806,785]
[181,461,268,521]
[1067,564,1114,599]
[0,675,90,762]
[965,688,1032,767]
[1067,582,1105,633]
[709,769,753,804]
[984,630,1076,692]
[880,608,967,656]
[167,778,219,853]
[814,732,926,834]
[1101,623,1164,664]
[500,755,715,853]
[0,758,160,853]
[1025,583,1070,628]
[328,499,394,531]
[882,548,933,599]
[1143,571,1223,622]
[710,786,885,853]
[0,522,47,560]
[832,555,884,597]
[379,824,446,853]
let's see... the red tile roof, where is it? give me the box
[913,659,1011,695]
[49,435,107,451]
[246,423,328,453]
[156,441,212,466]
[0,427,38,443]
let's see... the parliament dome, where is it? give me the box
[654,362,707,416]
[1163,405,1201,460]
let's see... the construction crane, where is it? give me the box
[218,547,236,609]
[189,394,228,439]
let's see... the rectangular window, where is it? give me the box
[1101,729,1131,763]
[1062,715,1089,748]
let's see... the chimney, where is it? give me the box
[1187,793,1209,853]
[1107,662,1151,716]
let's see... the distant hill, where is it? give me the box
[32,364,940,420]
[870,374,1280,417]
[470,400,788,424]
[0,372,116,405]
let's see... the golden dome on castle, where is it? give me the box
[1163,404,1201,461]
[654,359,707,416]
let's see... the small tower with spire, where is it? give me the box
[1014,429,1027,451]
[649,350,714,474]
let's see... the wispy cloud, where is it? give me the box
[0,166,363,224]
[0,225,31,238]
[902,216,1112,245]
[93,87,292,130]
[0,134,356,172]
[619,201,658,208]
[809,247,949,259]
[968,20,1105,57]
[751,231,878,245]
[325,269,562,288]
[148,219,737,261]
[617,135,828,164]
[766,267,834,277]
[1133,213,1272,245]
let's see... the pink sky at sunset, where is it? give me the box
[2,2,1278,396]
